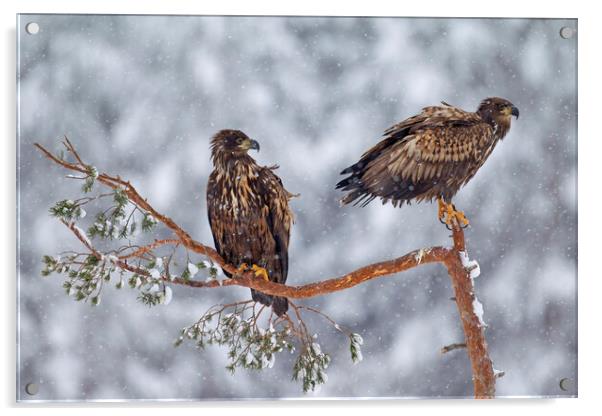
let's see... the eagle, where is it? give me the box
[206,129,295,316]
[336,97,519,227]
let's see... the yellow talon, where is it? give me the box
[437,197,470,228]
[236,263,249,274]
[437,197,446,222]
[445,203,456,227]
[251,264,270,282]
[454,209,469,227]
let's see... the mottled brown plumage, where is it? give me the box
[336,97,519,225]
[207,129,295,316]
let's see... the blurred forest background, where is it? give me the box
[17,15,577,400]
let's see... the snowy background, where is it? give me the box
[17,15,577,400]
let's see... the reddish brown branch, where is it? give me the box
[443,226,495,398]
[60,215,451,297]
[117,239,181,260]
[179,246,450,297]
[36,140,496,398]
[35,142,233,273]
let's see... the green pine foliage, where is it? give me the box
[49,200,86,221]
[292,342,331,392]
[81,165,99,193]
[349,333,364,364]
[176,303,297,377]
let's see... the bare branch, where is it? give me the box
[117,239,181,260]
[440,342,467,354]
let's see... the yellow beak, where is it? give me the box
[240,138,260,151]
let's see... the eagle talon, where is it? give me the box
[437,198,470,229]
[251,264,270,282]
[236,263,250,274]
[453,207,470,228]
[437,197,448,224]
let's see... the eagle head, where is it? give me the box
[476,97,519,138]
[210,129,260,160]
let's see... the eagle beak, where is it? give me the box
[511,105,519,119]
[249,139,260,152]
[241,138,260,152]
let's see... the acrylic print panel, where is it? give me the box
[17,14,577,401]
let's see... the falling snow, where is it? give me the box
[17,15,577,400]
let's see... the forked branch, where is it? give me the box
[34,139,496,398]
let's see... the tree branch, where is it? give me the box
[117,239,181,260]
[440,342,467,354]
[35,139,496,398]
[444,227,495,398]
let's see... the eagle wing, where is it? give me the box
[337,104,495,206]
[206,166,293,285]
[206,171,231,276]
[256,167,293,285]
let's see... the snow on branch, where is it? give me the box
[34,138,497,398]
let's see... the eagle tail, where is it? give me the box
[251,289,289,317]
[271,296,289,317]
[336,171,366,206]
[338,173,427,207]
[335,168,361,190]
[251,288,272,306]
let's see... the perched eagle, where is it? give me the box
[206,129,295,316]
[336,97,519,227]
